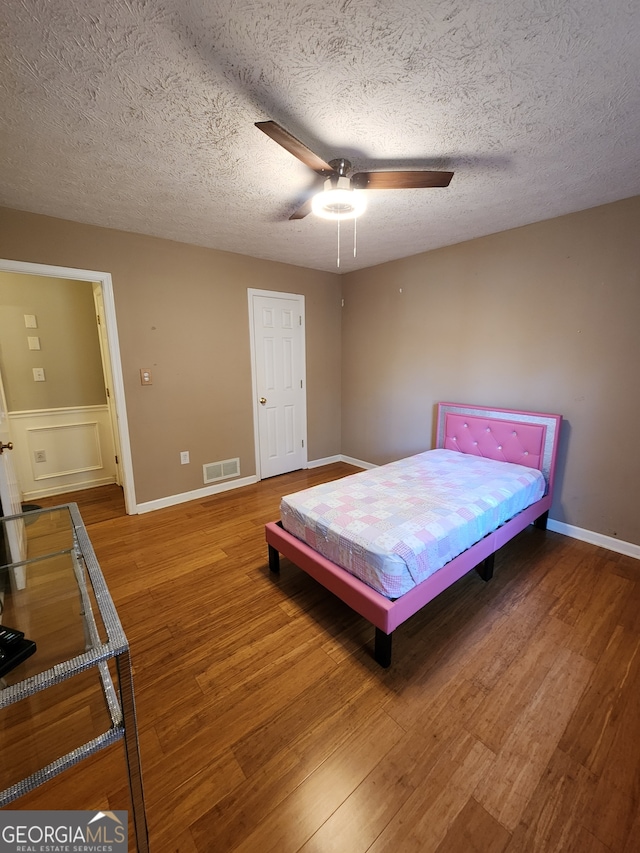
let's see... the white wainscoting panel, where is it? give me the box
[8,406,117,500]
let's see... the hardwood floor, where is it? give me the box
[34,482,127,524]
[4,468,640,852]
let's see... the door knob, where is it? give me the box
[0,442,13,454]
[259,397,267,405]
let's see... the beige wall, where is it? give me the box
[342,195,640,545]
[1,197,638,546]
[0,272,105,411]
[0,208,342,504]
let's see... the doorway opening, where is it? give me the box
[0,259,136,514]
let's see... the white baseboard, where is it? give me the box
[313,456,639,561]
[547,519,639,561]
[134,458,640,563]
[335,455,375,470]
[22,476,117,502]
[136,457,360,514]
[307,455,372,469]
[306,455,342,468]
[135,456,364,514]
[136,475,258,514]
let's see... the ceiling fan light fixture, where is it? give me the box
[311,176,366,220]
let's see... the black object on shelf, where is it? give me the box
[0,624,37,678]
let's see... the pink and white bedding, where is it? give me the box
[281,449,545,598]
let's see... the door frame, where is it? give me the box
[0,365,27,588]
[93,283,122,486]
[0,258,137,513]
[248,288,307,480]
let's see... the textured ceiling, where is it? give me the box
[1,0,639,273]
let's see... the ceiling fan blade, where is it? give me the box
[351,170,454,190]
[289,198,314,220]
[256,121,335,175]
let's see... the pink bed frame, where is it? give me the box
[265,403,562,667]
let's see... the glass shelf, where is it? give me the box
[0,503,148,853]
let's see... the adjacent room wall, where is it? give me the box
[0,272,105,410]
[341,195,640,546]
[0,207,342,505]
[0,272,116,499]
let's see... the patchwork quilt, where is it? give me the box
[281,449,545,597]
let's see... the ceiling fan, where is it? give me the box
[255,120,454,221]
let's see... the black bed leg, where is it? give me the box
[476,552,495,582]
[374,628,392,668]
[534,510,549,531]
[268,543,280,574]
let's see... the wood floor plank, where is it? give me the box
[298,690,487,853]
[505,747,600,852]
[547,548,611,627]
[381,599,502,732]
[578,633,640,850]
[474,647,594,832]
[435,796,511,853]
[228,708,405,853]
[152,644,337,761]
[189,744,308,850]
[191,680,397,851]
[553,557,633,662]
[145,747,246,839]
[230,654,385,777]
[622,803,640,853]
[559,624,640,777]
[365,731,496,853]
[467,615,573,754]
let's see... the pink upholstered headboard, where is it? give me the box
[436,403,562,495]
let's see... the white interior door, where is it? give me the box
[0,366,27,589]
[249,290,307,479]
[93,284,122,485]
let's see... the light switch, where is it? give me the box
[33,367,45,381]
[28,336,41,350]
[24,314,38,328]
[140,368,152,386]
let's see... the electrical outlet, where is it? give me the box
[34,450,46,463]
[32,367,45,382]
[180,451,190,465]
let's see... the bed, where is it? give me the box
[265,403,562,667]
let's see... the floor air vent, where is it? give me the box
[203,457,240,484]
